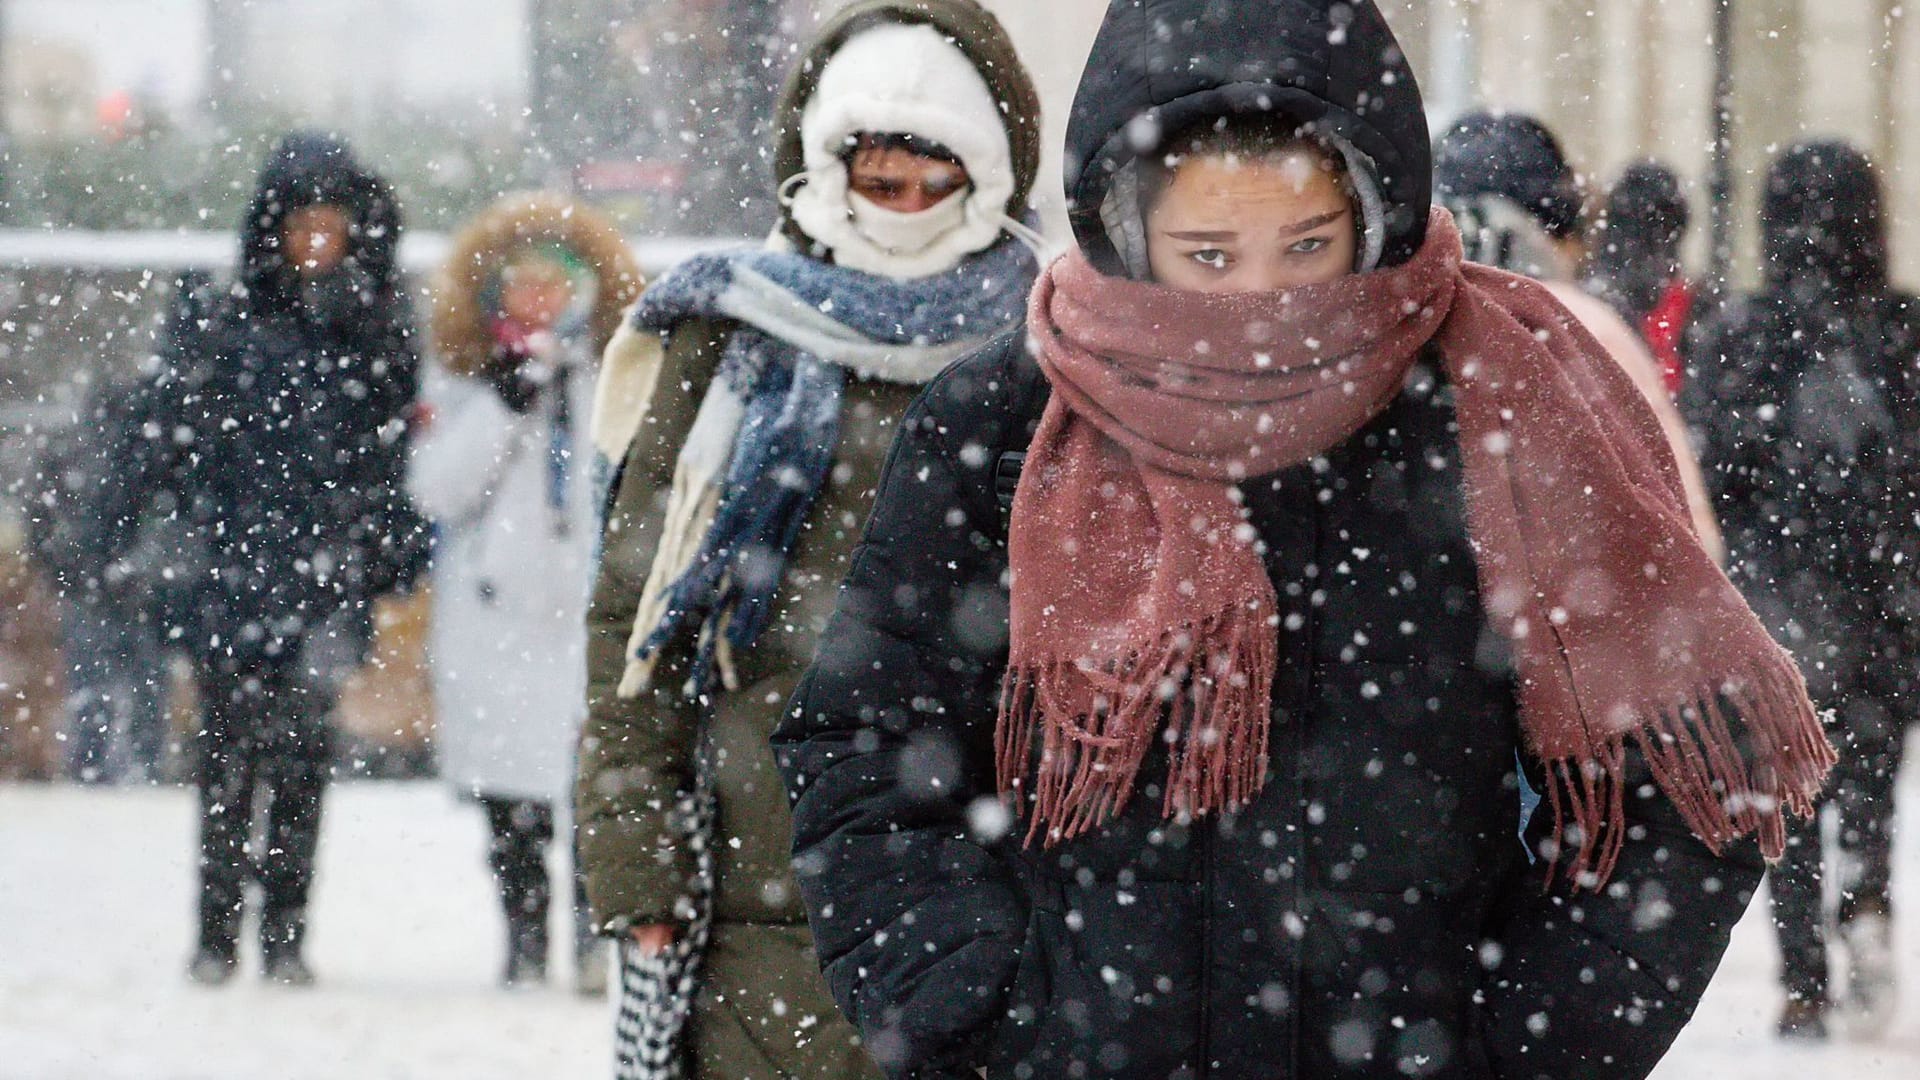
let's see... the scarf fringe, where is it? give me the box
[997,609,1277,847]
[1538,651,1835,890]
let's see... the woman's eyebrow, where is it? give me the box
[1164,210,1349,244]
[1278,210,1348,237]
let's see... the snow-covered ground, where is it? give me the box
[0,782,608,1080]
[1,772,1915,1079]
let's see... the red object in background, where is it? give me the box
[574,159,687,196]
[96,89,137,142]
[1642,279,1695,397]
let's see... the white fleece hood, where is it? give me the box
[784,21,1016,279]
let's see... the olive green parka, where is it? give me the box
[576,3,1040,1076]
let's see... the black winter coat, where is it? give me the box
[138,134,424,671]
[1686,140,1920,704]
[774,334,1764,1080]
[29,376,169,603]
[31,276,214,633]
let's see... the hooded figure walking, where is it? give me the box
[1432,111,1722,564]
[1687,140,1920,1041]
[140,133,426,986]
[573,2,1043,1075]
[774,2,1833,1077]
[1586,161,1698,396]
[413,193,640,990]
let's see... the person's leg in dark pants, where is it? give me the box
[118,613,172,783]
[254,661,332,985]
[1830,696,1901,915]
[1770,800,1831,1028]
[191,664,259,984]
[572,828,607,994]
[1769,632,1842,1036]
[482,796,554,986]
[1830,695,1904,1031]
[60,597,117,783]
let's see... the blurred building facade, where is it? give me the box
[1418,0,1915,286]
[7,1,1907,281]
[1,0,525,133]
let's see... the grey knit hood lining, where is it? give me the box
[1097,131,1389,281]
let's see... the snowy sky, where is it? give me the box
[6,0,526,119]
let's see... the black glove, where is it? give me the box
[481,343,545,413]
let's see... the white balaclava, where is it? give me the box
[784,22,1017,279]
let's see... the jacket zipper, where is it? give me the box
[1288,479,1323,1080]
[1198,806,1215,1078]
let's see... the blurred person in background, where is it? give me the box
[574,0,1042,1074]
[138,132,427,987]
[1586,161,1697,396]
[0,514,65,782]
[1687,139,1920,1041]
[27,273,215,786]
[1433,111,1722,562]
[29,372,179,785]
[412,193,640,991]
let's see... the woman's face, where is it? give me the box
[281,204,353,279]
[847,143,971,213]
[1146,147,1357,293]
[500,257,577,331]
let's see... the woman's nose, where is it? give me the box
[886,188,944,214]
[1233,263,1301,294]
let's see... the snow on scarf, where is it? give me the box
[1000,209,1833,887]
[618,233,1037,698]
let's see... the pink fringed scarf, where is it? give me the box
[998,209,1834,886]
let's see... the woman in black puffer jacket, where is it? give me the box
[770,3,1821,1079]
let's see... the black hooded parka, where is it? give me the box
[1685,141,1920,1003]
[142,132,423,673]
[1687,141,1920,693]
[775,3,1764,1079]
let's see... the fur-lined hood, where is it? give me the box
[431,193,642,377]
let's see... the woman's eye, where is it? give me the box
[923,176,969,199]
[1189,249,1230,270]
[1291,237,1331,255]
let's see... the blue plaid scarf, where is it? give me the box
[620,233,1036,697]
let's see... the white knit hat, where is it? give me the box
[784,21,1017,278]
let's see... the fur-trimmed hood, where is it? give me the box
[431,193,642,377]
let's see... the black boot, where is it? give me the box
[261,909,315,987]
[500,860,552,987]
[486,798,553,987]
[191,874,242,986]
[573,898,608,996]
[503,906,550,987]
[188,945,238,986]
[1777,994,1829,1040]
[193,737,250,987]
